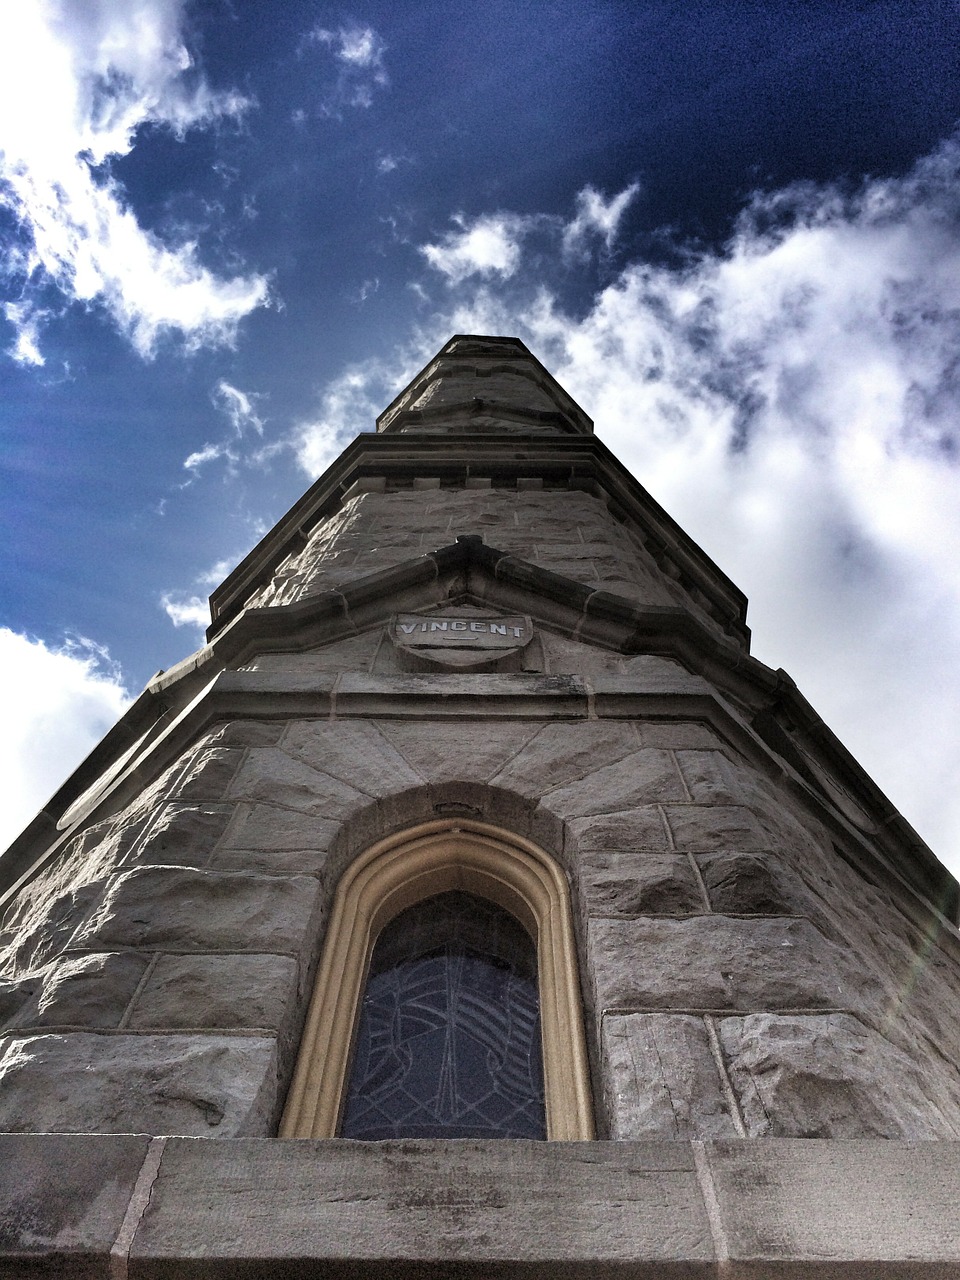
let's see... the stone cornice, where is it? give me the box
[208,431,750,647]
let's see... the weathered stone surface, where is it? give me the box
[0,872,107,979]
[226,748,369,816]
[589,915,855,1012]
[0,974,41,1029]
[131,1138,714,1272]
[581,853,704,916]
[544,749,686,818]
[76,867,321,956]
[674,749,745,804]
[219,802,339,854]
[281,720,422,797]
[137,803,232,869]
[13,953,149,1029]
[489,720,640,796]
[173,748,241,802]
[662,804,766,852]
[567,806,669,853]
[639,721,728,750]
[0,1034,279,1136]
[202,720,286,749]
[129,954,298,1035]
[720,1012,960,1139]
[377,719,543,784]
[602,1013,738,1140]
[240,632,381,673]
[706,1138,960,1273]
[699,851,817,916]
[0,1132,152,1278]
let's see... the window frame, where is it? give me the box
[280,819,594,1141]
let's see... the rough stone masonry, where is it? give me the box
[1,334,959,1276]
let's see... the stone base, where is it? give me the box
[1,1135,959,1277]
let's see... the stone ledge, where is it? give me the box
[0,1136,959,1277]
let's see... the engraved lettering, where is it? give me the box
[490,623,507,635]
[398,624,417,634]
[470,622,486,632]
[511,626,523,637]
[430,621,448,631]
[451,621,467,631]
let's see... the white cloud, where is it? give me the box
[563,182,641,256]
[421,212,534,285]
[0,0,270,361]
[160,593,209,629]
[393,137,960,876]
[181,379,265,473]
[292,361,391,476]
[212,380,264,436]
[305,24,389,114]
[0,629,131,853]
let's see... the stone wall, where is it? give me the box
[3,638,960,1141]
[245,486,700,620]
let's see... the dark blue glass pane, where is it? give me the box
[340,892,546,1140]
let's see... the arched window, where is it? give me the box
[340,891,545,1140]
[280,820,593,1141]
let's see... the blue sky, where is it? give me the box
[2,0,960,876]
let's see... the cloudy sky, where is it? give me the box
[2,1,960,881]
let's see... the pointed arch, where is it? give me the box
[280,819,594,1140]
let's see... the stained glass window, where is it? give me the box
[340,891,546,1140]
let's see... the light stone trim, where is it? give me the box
[280,818,594,1141]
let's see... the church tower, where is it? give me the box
[1,335,959,1274]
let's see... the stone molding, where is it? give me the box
[205,432,749,641]
[2,1133,960,1276]
[280,819,594,1141]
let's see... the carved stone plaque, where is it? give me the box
[389,613,534,668]
[392,614,532,649]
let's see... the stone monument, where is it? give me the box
[1,335,959,1275]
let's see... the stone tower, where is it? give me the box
[1,335,960,1275]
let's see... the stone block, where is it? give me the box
[14,953,149,1029]
[699,851,817,916]
[663,804,767,852]
[0,973,41,1027]
[227,746,370,817]
[602,1013,739,1140]
[674,749,745,804]
[280,720,423,797]
[173,748,241,802]
[377,719,543,785]
[567,806,669,853]
[720,1012,960,1139]
[219,802,339,854]
[76,867,321,957]
[581,853,704,916]
[128,954,298,1036]
[544,749,686,818]
[0,1132,152,1278]
[130,1138,715,1274]
[706,1138,960,1273]
[203,720,286,748]
[489,720,640,796]
[0,1033,279,1136]
[638,721,728,750]
[239,632,381,674]
[589,915,853,1013]
[137,803,233,869]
